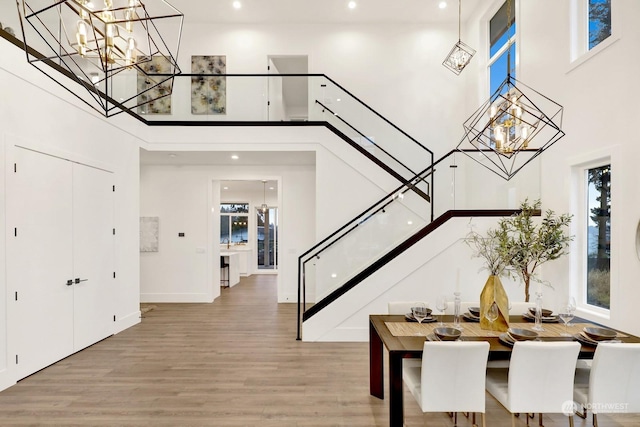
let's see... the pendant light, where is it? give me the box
[442,0,475,75]
[456,0,565,180]
[261,180,268,213]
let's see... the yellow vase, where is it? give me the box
[479,275,509,332]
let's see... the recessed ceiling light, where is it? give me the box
[348,1,357,10]
[438,1,447,9]
[269,187,275,190]
[336,98,342,102]
[231,155,239,160]
[168,153,177,158]
[223,186,229,190]
[233,1,241,9]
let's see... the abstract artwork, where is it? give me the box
[137,56,173,115]
[140,217,159,252]
[191,55,226,115]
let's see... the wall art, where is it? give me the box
[191,55,226,115]
[137,56,173,115]
[140,216,159,252]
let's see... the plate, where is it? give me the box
[405,313,436,323]
[583,326,617,341]
[463,312,480,322]
[522,312,560,323]
[575,332,599,346]
[499,332,515,347]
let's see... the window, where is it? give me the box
[220,203,249,244]
[488,1,516,96]
[569,0,616,66]
[586,165,610,309]
[588,0,611,50]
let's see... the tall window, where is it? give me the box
[488,1,516,96]
[220,203,249,244]
[588,0,611,50]
[586,165,611,309]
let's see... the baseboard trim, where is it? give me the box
[0,368,16,393]
[114,310,141,334]
[140,293,213,303]
[305,326,368,342]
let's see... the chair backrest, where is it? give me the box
[388,301,426,315]
[507,341,580,413]
[589,343,640,413]
[420,341,490,413]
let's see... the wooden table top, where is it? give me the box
[369,314,640,360]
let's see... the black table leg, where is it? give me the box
[369,320,384,399]
[389,351,404,427]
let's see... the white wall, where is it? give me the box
[140,164,316,303]
[0,39,142,390]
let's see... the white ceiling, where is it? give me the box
[169,0,487,25]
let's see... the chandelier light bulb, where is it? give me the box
[76,20,88,56]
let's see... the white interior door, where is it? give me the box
[72,164,115,350]
[7,147,74,380]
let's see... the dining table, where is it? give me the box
[369,313,640,427]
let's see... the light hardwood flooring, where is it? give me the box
[0,275,638,426]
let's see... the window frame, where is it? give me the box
[568,0,621,72]
[220,202,250,244]
[487,0,518,97]
[570,148,618,319]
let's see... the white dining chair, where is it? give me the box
[573,342,640,426]
[485,341,580,427]
[403,341,490,427]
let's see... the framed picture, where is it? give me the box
[140,217,159,252]
[137,56,173,115]
[191,55,226,115]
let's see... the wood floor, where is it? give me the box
[0,275,638,426]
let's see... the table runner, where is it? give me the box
[384,321,627,338]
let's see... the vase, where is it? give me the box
[479,275,509,332]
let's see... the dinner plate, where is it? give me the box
[522,312,560,323]
[499,332,515,347]
[574,332,599,346]
[405,313,436,323]
[462,312,480,322]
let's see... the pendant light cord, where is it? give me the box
[457,0,462,41]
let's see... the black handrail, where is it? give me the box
[295,154,442,340]
[301,208,538,323]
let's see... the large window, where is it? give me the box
[220,203,249,244]
[586,165,611,309]
[588,0,611,50]
[488,1,516,96]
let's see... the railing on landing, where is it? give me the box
[295,148,543,340]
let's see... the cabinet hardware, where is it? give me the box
[66,279,73,286]
[74,278,88,284]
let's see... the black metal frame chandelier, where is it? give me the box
[456,0,565,180]
[442,0,475,75]
[15,0,183,117]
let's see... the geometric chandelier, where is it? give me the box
[442,0,475,75]
[456,74,565,180]
[15,0,183,117]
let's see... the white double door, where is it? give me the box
[7,147,115,380]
